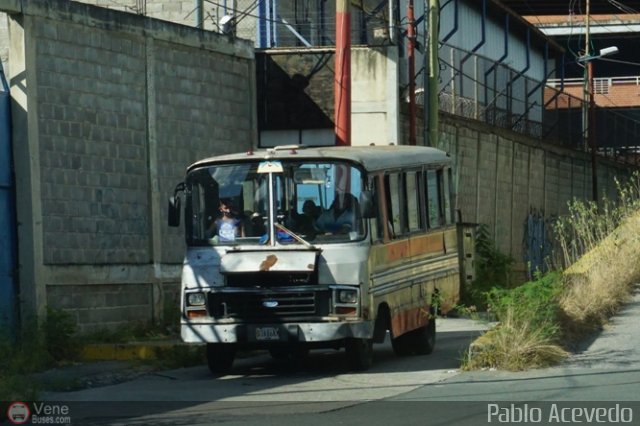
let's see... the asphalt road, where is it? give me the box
[42,289,640,425]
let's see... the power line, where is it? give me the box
[607,0,640,14]
[599,57,640,66]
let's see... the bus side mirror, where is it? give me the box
[359,191,375,219]
[168,182,186,227]
[168,196,181,227]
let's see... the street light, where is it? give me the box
[577,45,619,202]
[577,46,619,63]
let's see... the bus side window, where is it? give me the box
[370,176,381,242]
[387,173,403,238]
[426,170,442,229]
[445,167,455,225]
[406,171,422,232]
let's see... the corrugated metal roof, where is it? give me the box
[188,145,452,173]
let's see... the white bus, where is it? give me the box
[168,145,461,373]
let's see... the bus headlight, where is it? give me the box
[187,292,206,306]
[338,289,358,304]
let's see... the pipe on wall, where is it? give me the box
[258,0,269,48]
[507,27,531,123]
[513,42,550,130]
[458,0,486,103]
[544,52,565,108]
[0,67,17,335]
[483,12,509,119]
[441,0,459,43]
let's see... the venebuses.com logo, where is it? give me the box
[6,401,30,424]
[5,401,72,425]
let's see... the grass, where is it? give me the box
[0,304,195,400]
[463,272,569,371]
[464,172,640,371]
[0,307,85,400]
[559,211,640,342]
[464,306,568,371]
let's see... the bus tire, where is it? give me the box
[412,319,436,355]
[391,333,412,356]
[345,338,373,371]
[206,343,236,375]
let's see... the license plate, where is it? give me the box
[255,326,281,341]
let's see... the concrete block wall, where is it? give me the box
[475,134,498,236]
[71,0,258,38]
[47,283,152,333]
[494,138,514,256]
[5,0,256,331]
[432,113,634,280]
[510,144,530,261]
[36,20,150,265]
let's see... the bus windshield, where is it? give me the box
[186,160,365,246]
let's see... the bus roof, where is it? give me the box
[188,145,451,173]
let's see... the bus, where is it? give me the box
[168,145,461,373]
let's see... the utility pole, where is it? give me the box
[196,0,204,29]
[588,61,598,202]
[407,0,417,145]
[335,0,351,146]
[427,0,440,147]
[583,0,598,201]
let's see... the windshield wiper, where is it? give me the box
[274,223,315,249]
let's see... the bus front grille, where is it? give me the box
[226,271,317,287]
[208,291,329,320]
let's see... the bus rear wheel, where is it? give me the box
[206,343,236,375]
[410,319,436,355]
[391,333,412,356]
[345,338,373,371]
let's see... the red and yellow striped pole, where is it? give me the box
[335,0,351,146]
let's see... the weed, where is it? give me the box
[552,172,640,342]
[44,307,81,361]
[162,298,181,336]
[148,345,205,370]
[463,272,566,371]
[553,171,640,269]
[486,271,563,338]
[0,308,81,400]
[0,373,41,401]
[466,173,640,371]
[464,224,514,309]
[463,305,568,371]
[81,319,178,344]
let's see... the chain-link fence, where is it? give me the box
[227,0,393,48]
[65,1,640,166]
[438,42,546,140]
[437,43,640,166]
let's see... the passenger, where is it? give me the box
[315,193,358,234]
[295,200,320,235]
[207,198,244,242]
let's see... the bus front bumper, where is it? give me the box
[181,321,373,344]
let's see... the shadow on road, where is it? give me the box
[44,323,488,424]
[205,328,483,378]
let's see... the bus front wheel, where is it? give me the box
[345,338,373,371]
[206,343,236,375]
